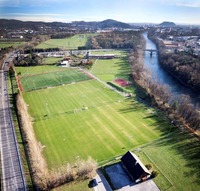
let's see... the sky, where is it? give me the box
[0,0,200,24]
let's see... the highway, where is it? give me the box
[0,54,27,190]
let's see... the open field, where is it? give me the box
[36,34,94,49]
[91,50,130,82]
[23,79,166,168]
[135,129,200,191]
[18,68,91,92]
[0,42,25,48]
[43,57,63,65]
[16,64,65,76]
[17,49,200,190]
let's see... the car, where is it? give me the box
[92,179,98,186]
[88,179,98,187]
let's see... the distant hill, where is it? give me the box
[96,19,132,29]
[0,19,132,30]
[0,19,70,30]
[159,21,176,27]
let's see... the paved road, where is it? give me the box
[0,54,27,190]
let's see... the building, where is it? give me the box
[89,54,115,59]
[121,151,151,183]
[60,60,70,67]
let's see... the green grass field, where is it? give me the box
[36,34,94,49]
[0,42,25,48]
[23,79,166,168]
[16,64,65,76]
[18,49,200,190]
[19,68,91,92]
[91,50,130,82]
[135,129,200,191]
[53,179,92,191]
[43,57,63,65]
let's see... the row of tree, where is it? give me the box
[130,47,200,130]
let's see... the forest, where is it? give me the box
[86,31,142,49]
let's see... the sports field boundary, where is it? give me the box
[16,76,23,92]
[141,147,173,191]
[81,68,128,97]
[20,68,71,78]
[19,67,95,92]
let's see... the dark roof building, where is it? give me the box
[121,151,151,183]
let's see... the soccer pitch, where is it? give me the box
[19,68,91,92]
[23,79,166,168]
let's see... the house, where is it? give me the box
[121,151,151,183]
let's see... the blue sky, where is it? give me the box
[0,0,200,24]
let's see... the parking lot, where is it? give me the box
[105,163,160,191]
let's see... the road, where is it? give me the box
[0,54,27,190]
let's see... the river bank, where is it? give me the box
[147,32,200,99]
[129,33,200,133]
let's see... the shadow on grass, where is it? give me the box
[156,129,200,185]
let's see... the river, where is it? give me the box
[143,32,200,105]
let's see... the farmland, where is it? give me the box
[36,34,94,49]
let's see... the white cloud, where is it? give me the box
[161,0,200,8]
[176,2,200,8]
[0,12,79,22]
[0,0,76,7]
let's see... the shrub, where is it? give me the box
[145,164,152,170]
[151,170,159,178]
[107,82,125,92]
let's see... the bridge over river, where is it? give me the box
[145,49,157,56]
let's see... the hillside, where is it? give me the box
[159,21,176,27]
[97,19,132,29]
[0,19,132,30]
